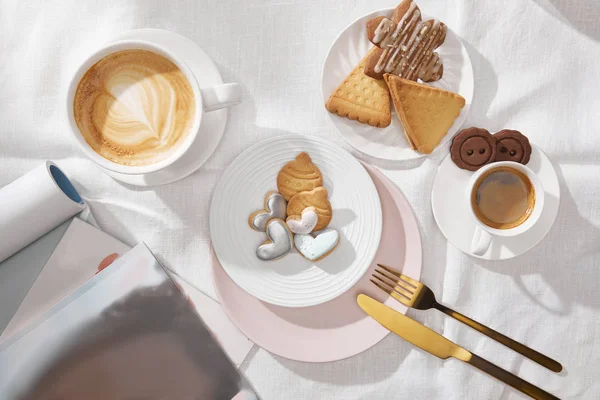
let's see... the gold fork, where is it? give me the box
[372,264,563,373]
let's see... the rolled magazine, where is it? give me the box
[0,161,87,263]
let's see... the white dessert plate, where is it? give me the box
[212,162,422,362]
[209,135,382,307]
[321,8,474,161]
[431,146,560,260]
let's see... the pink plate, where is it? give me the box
[212,163,422,362]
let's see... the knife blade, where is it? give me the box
[357,294,560,400]
[357,293,471,361]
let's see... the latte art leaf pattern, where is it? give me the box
[73,50,196,166]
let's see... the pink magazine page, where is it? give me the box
[1,218,130,339]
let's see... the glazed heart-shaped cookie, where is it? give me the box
[277,152,323,201]
[294,228,340,261]
[286,206,318,234]
[287,187,332,231]
[256,219,293,261]
[248,191,287,232]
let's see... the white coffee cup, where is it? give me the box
[468,161,545,256]
[66,39,241,175]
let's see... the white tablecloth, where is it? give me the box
[1,0,599,398]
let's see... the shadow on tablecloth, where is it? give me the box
[532,0,600,42]
[476,162,600,315]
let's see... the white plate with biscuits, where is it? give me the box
[322,3,474,161]
[209,135,382,308]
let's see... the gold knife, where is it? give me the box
[357,294,560,400]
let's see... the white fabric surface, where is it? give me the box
[1,0,599,398]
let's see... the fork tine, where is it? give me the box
[374,268,415,294]
[377,264,401,278]
[398,273,419,287]
[370,279,411,306]
[373,275,410,299]
[373,270,414,299]
[378,264,419,289]
[370,278,392,295]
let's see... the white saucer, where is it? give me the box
[209,135,382,308]
[102,29,228,187]
[431,146,560,260]
[321,8,474,161]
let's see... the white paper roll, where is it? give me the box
[0,162,87,263]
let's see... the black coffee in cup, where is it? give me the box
[471,166,535,230]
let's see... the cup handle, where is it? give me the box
[201,83,242,112]
[471,226,492,256]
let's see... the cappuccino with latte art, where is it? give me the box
[73,49,196,166]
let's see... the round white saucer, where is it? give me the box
[431,146,560,260]
[102,29,228,187]
[321,8,474,161]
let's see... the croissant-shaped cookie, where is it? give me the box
[287,187,332,231]
[277,152,323,200]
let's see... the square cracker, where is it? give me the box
[325,48,391,128]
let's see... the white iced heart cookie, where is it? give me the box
[248,191,287,232]
[286,206,318,234]
[294,228,339,262]
[257,219,294,261]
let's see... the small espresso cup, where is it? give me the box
[66,39,241,175]
[467,161,545,256]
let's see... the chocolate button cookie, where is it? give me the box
[450,128,498,171]
[494,130,532,165]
